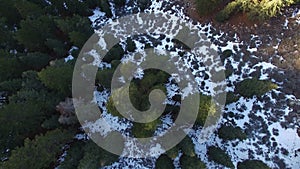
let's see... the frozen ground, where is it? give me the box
[57,1,300,169]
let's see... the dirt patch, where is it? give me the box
[182,0,258,30]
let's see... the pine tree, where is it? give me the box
[38,60,74,96]
[0,129,74,169]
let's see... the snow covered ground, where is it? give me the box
[65,1,300,168]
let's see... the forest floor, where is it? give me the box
[56,1,300,168]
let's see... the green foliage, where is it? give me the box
[225,92,240,105]
[236,78,278,98]
[166,145,180,159]
[0,72,62,155]
[0,51,26,82]
[77,141,119,169]
[137,0,152,11]
[45,38,68,57]
[21,71,47,91]
[99,0,113,17]
[196,94,216,126]
[106,69,170,138]
[207,146,234,168]
[69,31,89,48]
[106,95,123,118]
[96,68,115,89]
[0,129,74,169]
[166,136,196,158]
[15,15,56,51]
[55,15,93,48]
[46,0,91,16]
[0,0,21,26]
[38,60,74,96]
[179,136,196,157]
[126,38,137,52]
[0,79,22,94]
[215,1,240,22]
[218,0,298,21]
[237,160,270,169]
[129,69,169,111]
[0,18,16,50]
[132,119,161,138]
[106,69,169,116]
[59,141,85,169]
[195,0,223,16]
[20,52,51,70]
[113,0,126,7]
[14,0,43,19]
[218,125,247,141]
[221,50,233,62]
[243,0,295,20]
[156,154,174,169]
[102,44,124,63]
[180,154,206,169]
[41,115,61,130]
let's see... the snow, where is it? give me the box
[89,8,106,24]
[75,1,300,168]
[64,46,77,62]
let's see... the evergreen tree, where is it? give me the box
[196,94,217,126]
[0,0,21,26]
[15,15,56,51]
[0,18,16,50]
[14,0,43,19]
[156,154,174,169]
[180,154,206,169]
[20,52,51,71]
[77,141,119,169]
[0,129,74,169]
[55,15,93,48]
[0,50,26,83]
[237,160,270,169]
[38,60,74,96]
[207,146,234,169]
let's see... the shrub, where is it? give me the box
[237,160,270,169]
[102,44,124,63]
[41,115,61,129]
[166,145,180,159]
[132,119,161,138]
[165,136,195,159]
[207,146,234,168]
[221,50,233,62]
[179,136,196,157]
[218,125,247,141]
[96,68,115,89]
[78,141,119,168]
[137,0,152,11]
[195,0,223,16]
[59,141,85,169]
[215,1,240,22]
[225,92,240,105]
[155,154,174,169]
[99,0,112,17]
[236,78,278,98]
[219,0,298,21]
[180,154,206,169]
[195,94,217,126]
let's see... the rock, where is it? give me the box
[297,128,300,138]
